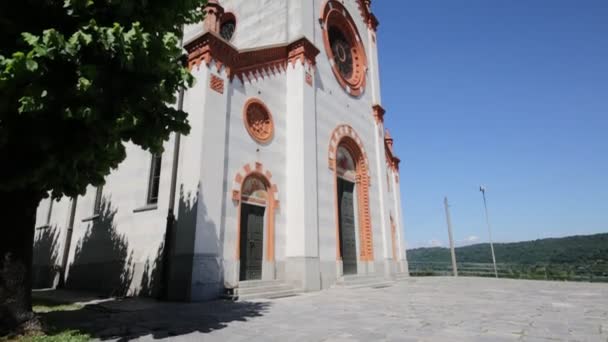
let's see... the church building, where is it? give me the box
[33,0,409,301]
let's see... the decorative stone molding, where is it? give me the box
[328,125,374,262]
[321,0,368,97]
[356,0,380,31]
[243,98,274,144]
[384,129,401,172]
[209,74,224,94]
[372,104,385,124]
[232,162,279,262]
[185,33,320,83]
[328,124,368,172]
[203,0,225,34]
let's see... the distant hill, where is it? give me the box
[407,233,608,265]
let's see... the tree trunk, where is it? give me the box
[0,190,41,335]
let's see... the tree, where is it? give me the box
[0,0,206,333]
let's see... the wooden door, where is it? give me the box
[338,178,358,275]
[240,203,265,281]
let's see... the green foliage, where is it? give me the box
[32,298,82,314]
[407,233,608,265]
[408,233,608,282]
[1,330,90,342]
[0,0,207,199]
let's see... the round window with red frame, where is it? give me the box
[321,1,367,97]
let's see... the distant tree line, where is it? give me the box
[407,233,608,282]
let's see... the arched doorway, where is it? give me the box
[329,125,374,276]
[336,145,358,274]
[239,175,269,281]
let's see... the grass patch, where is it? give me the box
[1,330,90,342]
[0,299,90,341]
[31,299,82,314]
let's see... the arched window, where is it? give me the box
[336,146,356,182]
[220,13,236,41]
[241,175,268,205]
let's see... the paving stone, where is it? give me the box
[40,277,608,341]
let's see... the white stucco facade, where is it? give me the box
[33,0,409,301]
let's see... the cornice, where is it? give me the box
[185,33,320,83]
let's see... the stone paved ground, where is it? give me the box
[43,277,608,341]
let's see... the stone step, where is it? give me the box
[337,276,388,285]
[235,284,294,296]
[237,279,283,289]
[341,274,380,282]
[237,288,301,301]
[333,274,395,289]
[223,280,301,301]
[395,273,410,280]
[333,280,394,290]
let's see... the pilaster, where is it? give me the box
[285,38,321,291]
[371,105,393,278]
[168,37,230,302]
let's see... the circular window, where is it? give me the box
[243,99,274,144]
[220,13,236,41]
[321,1,367,97]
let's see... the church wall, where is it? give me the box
[311,0,395,287]
[33,137,178,296]
[221,71,289,287]
[32,197,70,289]
[184,0,290,50]
[32,0,409,299]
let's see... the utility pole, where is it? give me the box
[443,197,458,277]
[480,186,498,278]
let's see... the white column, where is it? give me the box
[285,59,321,291]
[367,29,382,105]
[391,170,409,273]
[170,62,230,301]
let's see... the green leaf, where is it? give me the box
[25,59,38,72]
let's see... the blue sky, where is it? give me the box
[374,1,608,248]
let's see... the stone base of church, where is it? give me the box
[190,253,222,302]
[285,257,321,291]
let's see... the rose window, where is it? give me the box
[244,99,274,144]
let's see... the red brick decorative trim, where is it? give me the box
[210,74,224,94]
[186,33,320,83]
[384,129,401,172]
[232,162,279,262]
[203,1,225,34]
[321,1,368,97]
[356,0,380,31]
[329,125,374,262]
[372,104,385,124]
[243,98,274,144]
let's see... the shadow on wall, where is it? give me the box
[32,225,60,289]
[66,197,134,297]
[139,242,164,298]
[166,186,198,300]
[168,184,223,301]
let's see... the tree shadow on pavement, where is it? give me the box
[40,299,272,340]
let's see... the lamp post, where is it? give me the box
[480,186,498,278]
